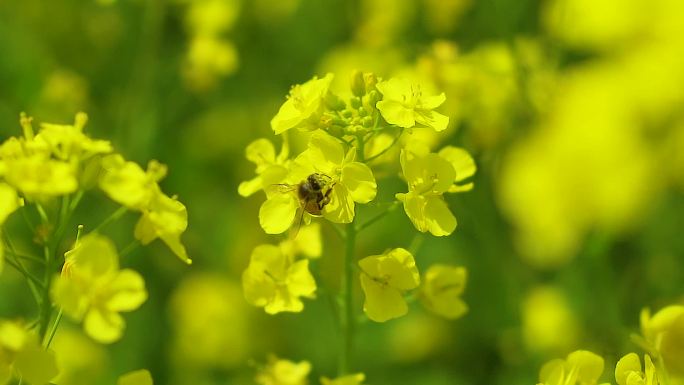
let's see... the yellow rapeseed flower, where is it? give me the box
[51,234,148,343]
[537,350,609,385]
[242,244,316,314]
[271,74,334,135]
[255,355,311,385]
[640,305,684,375]
[134,190,192,265]
[0,183,21,273]
[418,264,468,320]
[99,154,168,210]
[238,138,289,197]
[615,353,660,385]
[0,320,59,385]
[376,78,449,132]
[259,131,376,233]
[358,248,420,322]
[395,146,475,236]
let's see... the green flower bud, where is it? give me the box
[350,70,366,97]
[361,116,373,128]
[364,72,378,93]
[350,96,362,109]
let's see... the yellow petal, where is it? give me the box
[615,353,641,385]
[286,260,317,299]
[308,131,344,171]
[359,274,408,322]
[245,138,276,167]
[400,191,427,232]
[438,146,476,182]
[423,196,457,236]
[381,248,420,291]
[323,184,355,224]
[566,350,604,384]
[83,308,125,344]
[238,175,263,197]
[415,110,449,132]
[341,162,377,203]
[419,93,446,109]
[106,269,148,312]
[0,183,20,224]
[320,373,366,385]
[13,345,59,385]
[539,358,565,384]
[259,193,299,234]
[118,369,153,385]
[377,100,416,128]
[420,265,468,320]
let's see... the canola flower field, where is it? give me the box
[0,1,683,385]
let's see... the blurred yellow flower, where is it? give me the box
[522,286,579,354]
[358,248,420,322]
[99,155,168,210]
[51,234,148,343]
[320,373,365,385]
[640,305,684,375]
[238,138,290,197]
[278,223,322,259]
[183,36,238,91]
[376,77,448,132]
[396,147,474,236]
[255,356,311,385]
[271,74,334,134]
[134,190,192,265]
[118,369,153,385]
[418,264,467,320]
[51,327,108,385]
[538,350,608,385]
[36,112,112,161]
[0,320,59,385]
[0,183,20,273]
[242,244,316,314]
[615,353,660,385]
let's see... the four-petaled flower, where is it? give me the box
[396,146,475,236]
[615,353,660,385]
[419,264,468,320]
[271,74,334,135]
[242,244,316,314]
[376,78,449,132]
[51,234,148,344]
[537,350,609,385]
[259,131,376,234]
[238,138,290,197]
[358,248,420,322]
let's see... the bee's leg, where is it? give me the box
[318,187,334,209]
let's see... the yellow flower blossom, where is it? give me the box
[35,112,112,161]
[238,138,289,197]
[271,74,334,134]
[358,248,420,322]
[640,305,684,375]
[99,154,168,210]
[418,264,468,320]
[0,183,21,273]
[396,147,474,236]
[538,350,609,385]
[118,369,153,385]
[255,356,311,385]
[51,234,148,343]
[376,77,449,132]
[615,353,660,385]
[320,373,366,385]
[134,190,192,265]
[259,131,376,233]
[278,223,322,259]
[522,286,579,353]
[242,244,316,314]
[0,320,59,385]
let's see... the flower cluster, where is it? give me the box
[239,71,476,380]
[535,302,684,385]
[0,112,189,384]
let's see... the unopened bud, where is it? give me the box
[363,72,378,92]
[350,70,366,97]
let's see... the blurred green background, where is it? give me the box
[1,0,683,384]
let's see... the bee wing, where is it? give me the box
[266,183,297,196]
[288,207,306,240]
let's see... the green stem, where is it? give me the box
[44,309,63,349]
[365,130,402,163]
[3,257,44,291]
[355,201,400,232]
[338,223,356,375]
[120,239,141,258]
[38,243,53,341]
[92,206,128,234]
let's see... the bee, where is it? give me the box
[272,173,335,237]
